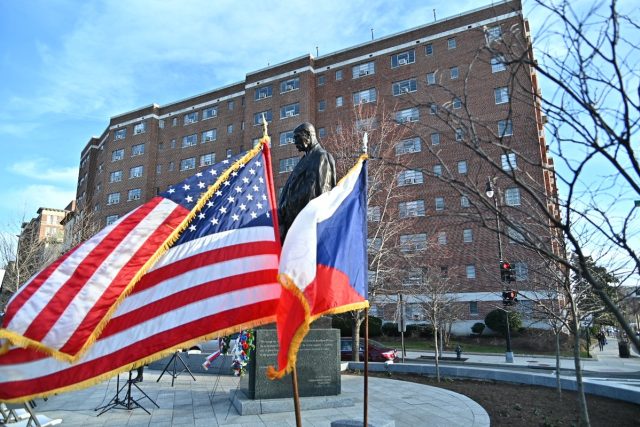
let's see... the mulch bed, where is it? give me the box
[367,372,639,426]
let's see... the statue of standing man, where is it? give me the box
[278,122,336,242]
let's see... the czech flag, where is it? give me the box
[268,155,369,379]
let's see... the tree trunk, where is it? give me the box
[555,328,562,397]
[572,318,590,427]
[353,312,362,362]
[433,322,440,383]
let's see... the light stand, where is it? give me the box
[487,179,514,363]
[156,350,196,387]
[95,370,158,416]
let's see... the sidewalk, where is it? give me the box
[26,372,489,427]
[401,337,640,374]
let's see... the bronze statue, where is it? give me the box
[278,122,336,241]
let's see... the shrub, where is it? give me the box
[484,309,522,336]
[382,322,400,337]
[331,313,383,337]
[471,322,486,335]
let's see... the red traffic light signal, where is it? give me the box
[502,290,518,305]
[500,261,515,282]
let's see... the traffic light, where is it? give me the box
[502,289,518,306]
[500,261,515,283]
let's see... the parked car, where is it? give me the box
[340,337,398,362]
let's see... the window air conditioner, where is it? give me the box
[286,111,294,117]
[259,93,266,99]
[359,70,369,76]
[286,84,294,91]
[402,87,410,93]
[286,137,294,144]
[399,59,408,65]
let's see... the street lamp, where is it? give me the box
[486,179,514,363]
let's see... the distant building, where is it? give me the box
[74,0,560,332]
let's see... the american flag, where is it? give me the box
[0,142,281,402]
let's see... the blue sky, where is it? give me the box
[0,0,498,230]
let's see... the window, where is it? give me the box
[396,137,421,155]
[437,231,447,245]
[227,100,234,110]
[450,66,459,80]
[457,160,468,174]
[279,157,299,173]
[202,129,217,143]
[455,128,464,141]
[107,192,120,205]
[318,127,326,138]
[430,132,440,145]
[507,226,525,243]
[353,88,377,104]
[435,197,445,211]
[392,78,417,95]
[495,86,509,104]
[491,55,507,73]
[280,77,300,93]
[399,200,425,218]
[336,96,343,107]
[429,103,438,115]
[501,153,517,171]
[109,170,122,183]
[391,49,415,67]
[252,138,260,148]
[181,134,197,147]
[280,103,300,119]
[367,237,382,252]
[466,265,476,279]
[425,43,433,56]
[106,215,119,226]
[515,262,529,281]
[131,143,145,156]
[317,75,326,86]
[279,130,294,146]
[335,69,343,80]
[469,301,479,315]
[168,161,174,171]
[254,110,272,125]
[447,37,457,49]
[203,106,218,119]
[486,25,502,43]
[170,139,176,149]
[352,61,375,78]
[180,157,196,171]
[226,124,233,134]
[159,119,165,128]
[156,164,161,174]
[172,117,178,127]
[400,233,427,252]
[463,228,473,243]
[395,107,419,123]
[498,119,513,137]
[461,195,470,208]
[200,153,215,166]
[426,72,436,85]
[114,128,126,140]
[398,170,423,186]
[367,206,381,222]
[452,97,462,109]
[184,112,198,125]
[356,117,376,131]
[318,100,326,112]
[133,121,146,135]
[254,85,273,101]
[128,188,141,201]
[129,165,143,179]
[504,187,521,206]
[226,149,232,158]
[433,164,442,177]
[404,268,424,286]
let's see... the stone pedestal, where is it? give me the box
[240,327,341,399]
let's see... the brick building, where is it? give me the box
[75,0,559,333]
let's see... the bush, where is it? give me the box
[331,313,382,337]
[471,322,486,335]
[484,309,522,336]
[382,322,400,337]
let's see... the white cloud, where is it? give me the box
[8,159,78,183]
[0,184,75,228]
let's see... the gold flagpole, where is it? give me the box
[362,132,369,426]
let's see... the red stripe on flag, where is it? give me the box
[304,264,367,317]
[58,203,190,355]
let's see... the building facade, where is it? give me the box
[75,0,559,333]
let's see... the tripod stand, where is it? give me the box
[95,370,159,416]
[156,350,196,387]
